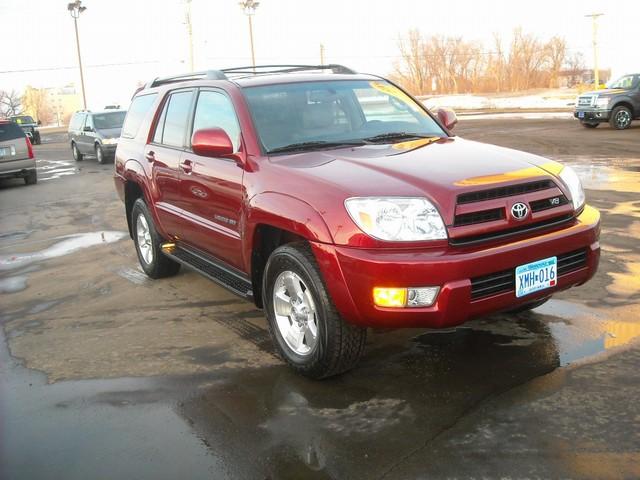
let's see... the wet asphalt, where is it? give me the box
[1,119,639,479]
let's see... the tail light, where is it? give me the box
[26,136,34,159]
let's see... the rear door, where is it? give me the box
[68,112,85,147]
[179,88,245,269]
[146,88,195,238]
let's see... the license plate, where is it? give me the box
[0,146,14,157]
[515,256,557,298]
[578,111,585,118]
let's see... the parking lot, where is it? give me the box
[1,117,640,479]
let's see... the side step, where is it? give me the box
[161,243,253,301]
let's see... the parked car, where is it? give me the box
[114,65,600,378]
[0,120,37,185]
[68,109,127,164]
[574,73,640,129]
[9,115,41,144]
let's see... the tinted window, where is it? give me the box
[121,93,157,139]
[11,116,35,124]
[156,91,193,148]
[192,91,241,151]
[69,113,85,130]
[0,122,25,141]
[93,112,126,130]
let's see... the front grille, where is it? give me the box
[454,208,504,226]
[530,195,569,213]
[577,96,594,107]
[457,180,555,205]
[450,214,574,246]
[470,248,589,300]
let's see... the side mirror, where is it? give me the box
[191,128,234,158]
[83,125,93,132]
[436,108,458,130]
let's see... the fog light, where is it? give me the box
[373,287,406,308]
[407,287,440,307]
[373,286,439,308]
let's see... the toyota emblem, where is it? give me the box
[511,202,529,220]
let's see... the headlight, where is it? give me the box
[595,96,610,109]
[559,166,585,210]
[345,197,447,241]
[102,138,118,145]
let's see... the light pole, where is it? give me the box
[239,0,259,68]
[68,1,87,110]
[585,13,604,89]
[185,0,194,72]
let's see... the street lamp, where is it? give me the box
[239,0,259,68]
[585,13,604,90]
[67,1,87,110]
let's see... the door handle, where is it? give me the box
[180,159,193,174]
[145,151,155,163]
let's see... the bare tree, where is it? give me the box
[546,36,567,88]
[0,90,22,118]
[22,86,54,124]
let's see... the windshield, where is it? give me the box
[11,116,34,124]
[243,80,446,153]
[93,111,126,130]
[607,74,639,89]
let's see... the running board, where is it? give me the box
[161,243,253,300]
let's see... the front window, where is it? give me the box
[12,116,34,125]
[92,111,127,130]
[607,74,639,90]
[243,80,446,154]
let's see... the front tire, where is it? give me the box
[262,242,367,379]
[131,198,181,279]
[72,142,83,161]
[609,105,633,130]
[95,144,106,164]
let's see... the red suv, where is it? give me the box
[114,65,600,378]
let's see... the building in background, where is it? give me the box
[45,84,82,126]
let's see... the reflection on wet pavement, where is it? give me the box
[554,156,640,193]
[36,158,78,181]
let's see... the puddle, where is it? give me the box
[0,276,28,293]
[0,231,127,272]
[606,261,640,297]
[553,156,640,193]
[36,159,78,181]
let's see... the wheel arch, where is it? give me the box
[612,100,634,117]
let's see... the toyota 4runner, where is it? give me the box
[114,65,600,378]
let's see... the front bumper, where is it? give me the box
[574,109,611,122]
[312,206,600,328]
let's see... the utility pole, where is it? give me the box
[585,13,604,89]
[67,1,87,110]
[320,44,325,65]
[185,0,194,72]
[239,1,259,68]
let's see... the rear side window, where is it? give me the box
[153,90,193,148]
[69,113,85,130]
[122,93,157,139]
[0,122,25,141]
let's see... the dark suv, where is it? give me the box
[10,115,41,144]
[574,73,640,129]
[68,109,126,163]
[115,65,600,378]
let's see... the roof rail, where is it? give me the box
[221,64,357,76]
[139,64,357,93]
[148,70,227,88]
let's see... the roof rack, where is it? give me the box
[143,64,357,90]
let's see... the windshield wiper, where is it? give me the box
[267,140,365,154]
[362,132,435,144]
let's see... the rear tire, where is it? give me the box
[609,105,633,130]
[262,242,367,379]
[24,170,37,185]
[72,142,83,161]
[131,198,181,279]
[33,131,41,145]
[581,122,599,128]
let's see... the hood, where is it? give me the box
[268,137,564,224]
[97,127,122,139]
[581,88,630,97]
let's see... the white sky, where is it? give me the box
[1,0,638,109]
